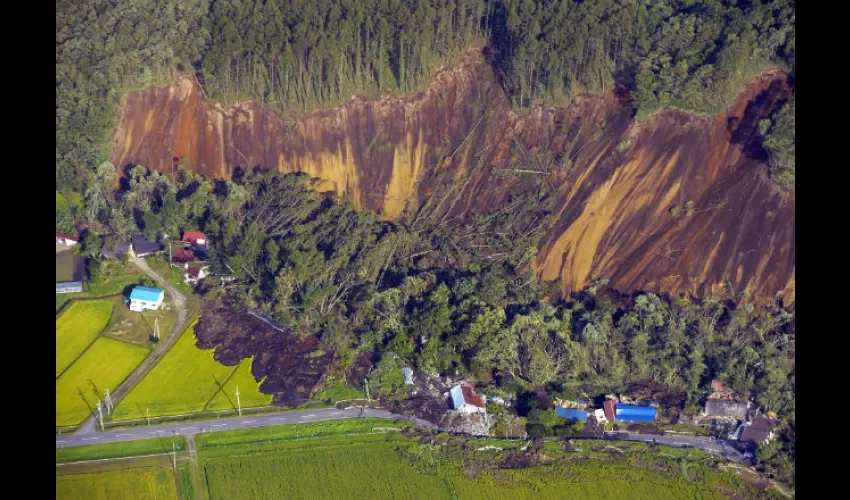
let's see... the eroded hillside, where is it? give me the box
[111,48,794,306]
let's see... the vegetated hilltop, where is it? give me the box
[111,46,794,306]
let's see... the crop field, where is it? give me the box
[56,465,178,500]
[56,300,113,377]
[56,337,148,427]
[56,436,187,463]
[206,359,271,411]
[197,420,779,500]
[113,324,270,420]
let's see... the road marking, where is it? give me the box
[305,414,316,417]
[179,427,196,431]
[147,432,158,435]
[117,434,133,437]
[56,440,66,444]
[270,417,285,421]
[331,412,341,415]
[84,437,100,441]
[243,420,255,424]
[211,424,227,427]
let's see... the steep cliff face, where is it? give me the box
[111,48,794,306]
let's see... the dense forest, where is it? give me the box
[56,0,796,192]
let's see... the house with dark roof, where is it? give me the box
[100,233,164,259]
[450,383,486,415]
[740,416,778,443]
[704,399,750,419]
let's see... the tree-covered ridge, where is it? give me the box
[56,0,795,192]
[760,95,794,188]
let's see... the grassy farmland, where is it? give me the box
[56,463,178,500]
[56,436,188,463]
[195,419,781,500]
[113,323,271,420]
[56,300,114,377]
[56,337,148,427]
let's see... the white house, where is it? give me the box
[450,384,486,415]
[129,286,165,311]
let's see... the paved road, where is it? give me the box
[74,257,191,434]
[602,431,749,463]
[58,408,409,448]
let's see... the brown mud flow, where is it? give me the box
[112,48,794,306]
[194,302,332,405]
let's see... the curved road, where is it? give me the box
[600,431,749,463]
[74,257,190,434]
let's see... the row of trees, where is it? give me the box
[57,0,796,192]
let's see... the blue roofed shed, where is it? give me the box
[555,407,588,422]
[615,403,657,422]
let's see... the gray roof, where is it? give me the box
[705,399,749,418]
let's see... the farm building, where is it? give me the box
[614,403,657,423]
[449,383,486,415]
[402,367,414,385]
[182,230,208,249]
[740,416,778,443]
[56,281,83,294]
[56,232,79,246]
[704,400,749,419]
[555,407,588,422]
[129,286,165,312]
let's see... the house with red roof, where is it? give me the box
[450,383,486,415]
[182,230,208,249]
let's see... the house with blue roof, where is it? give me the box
[129,286,165,312]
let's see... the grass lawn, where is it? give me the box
[145,254,196,298]
[56,300,114,377]
[56,464,178,500]
[101,295,177,347]
[56,337,149,427]
[113,322,268,420]
[56,436,187,463]
[196,420,774,500]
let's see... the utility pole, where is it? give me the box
[146,408,150,426]
[153,318,160,341]
[105,388,113,415]
[364,378,370,402]
[96,401,104,431]
[235,386,242,416]
[172,439,177,470]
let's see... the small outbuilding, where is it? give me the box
[402,367,415,385]
[56,281,83,294]
[129,286,165,312]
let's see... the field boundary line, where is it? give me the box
[56,451,177,466]
[56,301,116,381]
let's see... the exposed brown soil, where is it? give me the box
[112,47,794,306]
[193,302,333,405]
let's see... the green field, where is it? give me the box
[56,465,178,500]
[56,300,114,377]
[56,337,149,426]
[196,420,779,500]
[113,323,271,420]
[56,436,187,463]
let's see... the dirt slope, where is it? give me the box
[111,48,794,306]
